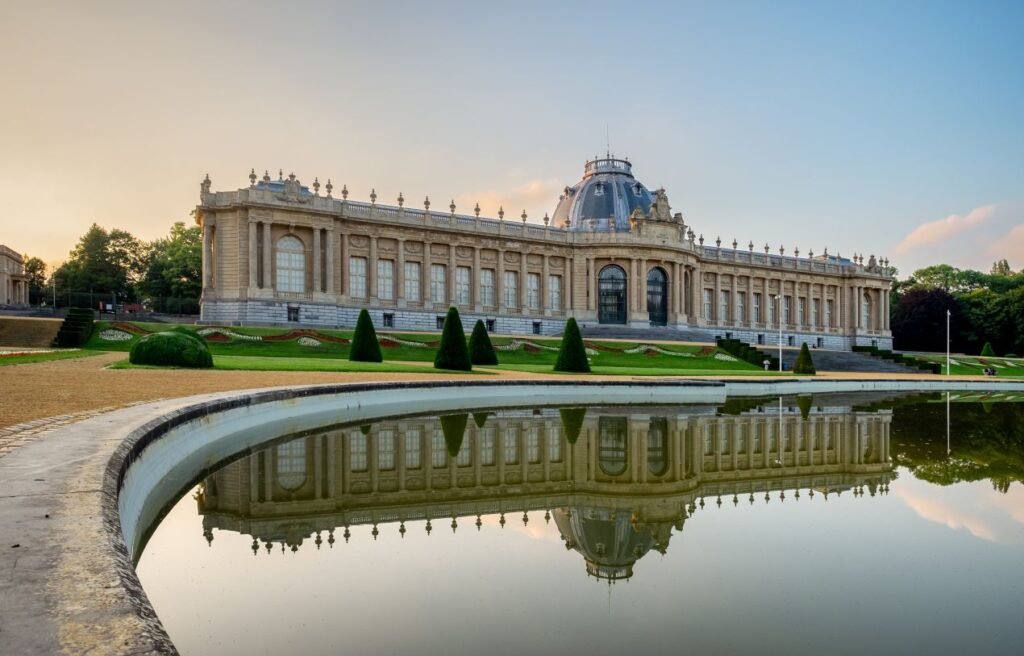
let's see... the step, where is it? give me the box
[0,317,64,348]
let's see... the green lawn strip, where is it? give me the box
[914,354,1024,377]
[0,350,102,367]
[487,363,784,376]
[109,354,476,374]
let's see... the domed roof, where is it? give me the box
[553,506,662,581]
[552,157,655,232]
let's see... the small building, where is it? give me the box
[0,245,30,306]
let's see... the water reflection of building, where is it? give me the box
[197,402,893,580]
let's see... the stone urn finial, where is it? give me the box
[249,168,257,187]
[312,177,320,195]
[450,199,456,215]
[474,202,480,217]
[370,188,377,204]
[424,196,431,211]
[397,192,404,207]
[341,184,348,200]
[544,212,550,226]
[498,206,505,221]
[521,210,528,224]
[325,179,333,198]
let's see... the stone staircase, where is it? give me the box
[0,317,63,348]
[577,324,712,343]
[777,347,921,374]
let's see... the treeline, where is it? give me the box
[25,222,201,309]
[891,261,1024,355]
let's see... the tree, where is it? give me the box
[349,309,383,362]
[21,256,47,299]
[468,320,498,365]
[434,306,472,371]
[991,259,1012,276]
[891,287,960,352]
[139,222,201,300]
[52,223,145,299]
[554,318,590,373]
[981,342,996,357]
[793,342,816,374]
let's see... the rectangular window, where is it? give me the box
[455,266,471,305]
[350,432,367,472]
[456,436,471,466]
[720,290,730,321]
[503,427,518,464]
[532,321,542,335]
[547,426,562,462]
[548,275,562,310]
[737,291,746,323]
[377,430,395,470]
[436,316,445,330]
[485,318,496,332]
[528,427,541,463]
[349,257,367,298]
[431,264,446,304]
[287,306,299,322]
[377,259,394,300]
[527,273,541,310]
[703,289,713,320]
[404,262,421,301]
[503,271,518,309]
[798,297,806,326]
[383,312,394,328]
[783,296,792,324]
[480,269,495,306]
[404,430,421,469]
[481,428,496,465]
[812,299,820,327]
[825,299,834,327]
[431,431,447,467]
[753,292,762,323]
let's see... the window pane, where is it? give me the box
[349,257,367,298]
[431,264,446,303]
[404,262,421,301]
[456,266,471,305]
[378,260,394,300]
[480,269,495,306]
[503,272,518,308]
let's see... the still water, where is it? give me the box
[137,392,1024,655]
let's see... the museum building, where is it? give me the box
[196,157,894,349]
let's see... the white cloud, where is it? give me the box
[894,205,995,255]
[987,223,1024,269]
[454,178,565,223]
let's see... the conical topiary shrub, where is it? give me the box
[468,319,498,365]
[559,407,587,444]
[981,342,996,357]
[434,306,472,371]
[349,309,382,363]
[793,342,816,375]
[439,414,468,457]
[554,317,590,373]
[472,412,490,428]
[796,394,813,420]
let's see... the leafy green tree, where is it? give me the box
[472,412,490,428]
[434,307,472,371]
[554,317,590,373]
[140,222,201,299]
[991,259,1012,276]
[468,319,498,365]
[349,309,383,362]
[792,342,816,374]
[891,287,959,352]
[21,256,47,299]
[52,223,145,299]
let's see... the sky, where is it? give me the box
[1,0,1022,276]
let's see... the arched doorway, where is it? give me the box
[647,267,668,326]
[598,265,627,324]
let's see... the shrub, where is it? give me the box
[472,412,490,428]
[170,325,205,343]
[793,342,816,375]
[349,309,383,363]
[434,307,472,371]
[129,331,213,368]
[440,414,468,456]
[716,337,778,370]
[1007,353,1018,359]
[797,394,813,420]
[981,342,996,357]
[468,320,498,365]
[554,317,590,373]
[559,407,587,444]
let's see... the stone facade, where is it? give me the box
[196,161,894,348]
[0,245,30,306]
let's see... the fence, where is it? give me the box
[32,289,200,316]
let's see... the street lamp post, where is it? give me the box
[773,294,782,372]
[946,309,951,376]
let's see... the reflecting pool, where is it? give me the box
[137,392,1024,655]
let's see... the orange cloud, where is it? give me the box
[894,205,995,255]
[986,223,1024,266]
[454,178,565,223]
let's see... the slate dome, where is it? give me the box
[552,157,655,232]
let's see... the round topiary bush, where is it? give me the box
[434,307,472,371]
[129,331,213,368]
[468,319,498,365]
[554,317,590,373]
[170,325,206,343]
[349,309,383,363]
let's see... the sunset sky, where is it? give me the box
[2,1,1022,275]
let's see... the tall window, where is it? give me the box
[350,432,367,472]
[528,427,541,463]
[753,292,762,323]
[503,271,518,309]
[377,260,394,300]
[480,269,495,306]
[783,295,792,324]
[861,293,871,328]
[503,427,519,464]
[719,290,730,322]
[404,430,421,469]
[349,256,367,298]
[377,431,395,470]
[825,299,834,327]
[547,425,562,462]
[275,440,306,490]
[431,431,447,467]
[455,266,471,305]
[703,289,713,319]
[430,264,446,304]
[404,262,421,301]
[481,428,496,465]
[737,291,746,323]
[527,273,541,310]
[275,235,305,293]
[798,297,806,326]
[812,299,820,327]
[548,275,562,310]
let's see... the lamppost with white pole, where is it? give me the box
[773,294,782,372]
[946,308,951,376]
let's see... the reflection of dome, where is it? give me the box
[552,158,655,232]
[553,507,669,581]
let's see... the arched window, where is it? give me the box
[598,416,628,476]
[598,265,627,324]
[276,235,306,293]
[647,267,668,326]
[276,439,307,491]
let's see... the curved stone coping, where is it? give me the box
[3,377,1024,655]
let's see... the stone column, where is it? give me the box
[340,232,349,297]
[325,228,335,294]
[422,240,432,307]
[713,272,721,323]
[449,243,457,306]
[586,258,596,312]
[472,247,481,310]
[202,223,214,289]
[564,256,572,314]
[368,236,378,301]
[248,220,258,289]
[730,274,738,325]
[396,239,406,307]
[640,259,648,314]
[542,254,550,314]
[496,248,505,313]
[262,222,273,290]
[313,228,322,293]
[519,251,528,313]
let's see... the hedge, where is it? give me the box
[129,331,213,368]
[716,337,778,370]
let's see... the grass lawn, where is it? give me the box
[0,350,101,367]
[915,353,1024,377]
[108,354,476,374]
[488,363,786,377]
